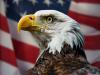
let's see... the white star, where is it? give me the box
[44,0,52,6]
[20,11,27,17]
[29,0,37,5]
[13,0,20,5]
[58,0,65,6]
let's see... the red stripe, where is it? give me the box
[0,14,9,32]
[84,35,100,50]
[74,0,100,4]
[92,62,100,68]
[68,11,100,30]
[0,45,17,67]
[12,39,40,64]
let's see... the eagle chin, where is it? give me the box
[18,10,100,75]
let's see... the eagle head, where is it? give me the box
[18,10,86,58]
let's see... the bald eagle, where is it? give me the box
[18,10,100,75]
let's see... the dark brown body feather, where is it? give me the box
[26,44,89,75]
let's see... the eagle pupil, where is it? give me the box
[47,17,53,23]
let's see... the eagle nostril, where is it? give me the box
[29,17,33,20]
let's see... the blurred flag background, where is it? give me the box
[0,0,100,75]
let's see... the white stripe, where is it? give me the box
[0,0,6,16]
[8,19,40,48]
[0,61,21,75]
[80,24,100,36]
[0,29,14,50]
[85,50,100,63]
[70,1,100,17]
[17,59,34,74]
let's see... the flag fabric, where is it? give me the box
[0,0,71,75]
[68,0,100,68]
[0,0,100,75]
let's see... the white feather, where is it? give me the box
[47,20,81,54]
[34,10,83,54]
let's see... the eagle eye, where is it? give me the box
[46,16,53,23]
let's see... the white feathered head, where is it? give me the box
[18,10,86,57]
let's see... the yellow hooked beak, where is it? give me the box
[17,14,48,32]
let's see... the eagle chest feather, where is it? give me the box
[26,44,87,75]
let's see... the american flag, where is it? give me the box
[0,0,99,75]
